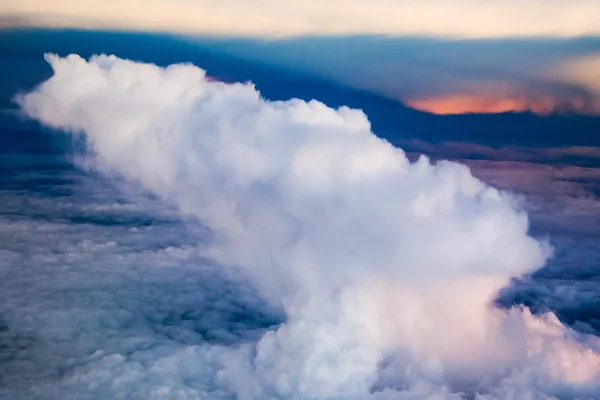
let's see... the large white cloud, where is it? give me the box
[2,0,600,38]
[15,54,600,399]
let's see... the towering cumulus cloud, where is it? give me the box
[18,54,600,399]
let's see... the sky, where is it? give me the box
[3,0,600,38]
[2,2,600,399]
[192,35,600,115]
[2,0,600,114]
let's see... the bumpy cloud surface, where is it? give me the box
[17,54,600,399]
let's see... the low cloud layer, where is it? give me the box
[12,54,600,399]
[0,161,279,399]
[3,0,600,39]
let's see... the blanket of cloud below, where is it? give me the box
[11,54,600,399]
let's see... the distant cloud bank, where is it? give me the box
[191,36,600,115]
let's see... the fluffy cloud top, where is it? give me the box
[15,54,600,399]
[2,0,600,38]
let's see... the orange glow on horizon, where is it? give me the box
[405,95,563,115]
[405,94,599,115]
